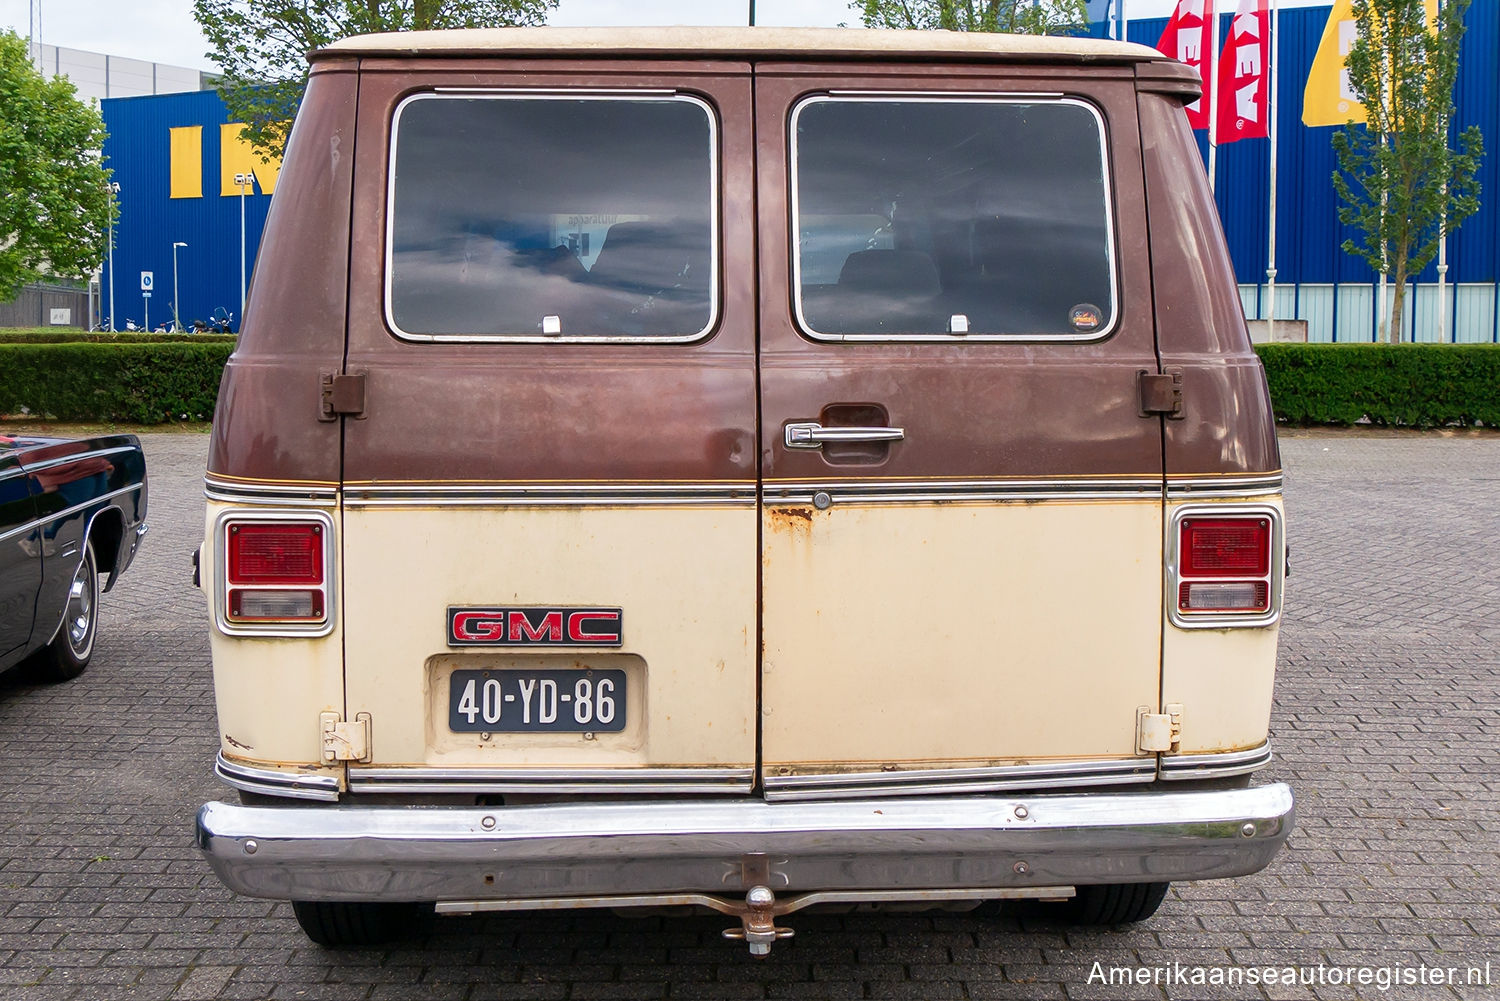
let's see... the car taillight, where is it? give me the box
[223,519,328,625]
[1174,512,1276,620]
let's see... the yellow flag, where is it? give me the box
[1303,0,1438,127]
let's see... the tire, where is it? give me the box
[1059,882,1171,925]
[35,541,100,682]
[291,900,432,947]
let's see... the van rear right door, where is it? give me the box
[753,66,1167,799]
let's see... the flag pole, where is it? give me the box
[1207,0,1220,195]
[1267,0,1280,341]
[1120,0,1129,43]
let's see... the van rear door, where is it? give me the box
[338,64,760,794]
[753,67,1167,798]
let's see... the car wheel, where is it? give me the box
[1060,882,1171,925]
[291,900,432,947]
[36,541,100,682]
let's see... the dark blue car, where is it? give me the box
[0,434,148,681]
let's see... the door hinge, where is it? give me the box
[1136,703,1183,754]
[1138,370,1184,419]
[320,711,372,763]
[319,372,367,422]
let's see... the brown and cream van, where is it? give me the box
[195,27,1293,954]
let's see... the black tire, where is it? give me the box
[291,900,431,947]
[35,541,100,683]
[1060,882,1171,925]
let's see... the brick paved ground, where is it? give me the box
[0,431,1497,1000]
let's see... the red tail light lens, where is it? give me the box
[227,523,323,585]
[1173,511,1277,621]
[1179,518,1270,577]
[221,518,330,629]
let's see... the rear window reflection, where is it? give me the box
[388,95,716,340]
[792,97,1115,339]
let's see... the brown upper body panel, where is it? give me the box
[208,64,357,485]
[1138,93,1280,477]
[212,30,1277,486]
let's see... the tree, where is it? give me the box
[1332,0,1483,343]
[853,0,1089,35]
[193,1,560,162]
[0,31,113,301]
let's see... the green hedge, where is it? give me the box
[1255,343,1500,428]
[0,330,236,345]
[0,341,234,423]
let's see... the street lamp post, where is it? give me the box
[106,181,120,331]
[172,241,187,331]
[234,171,254,320]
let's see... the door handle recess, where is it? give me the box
[784,422,906,449]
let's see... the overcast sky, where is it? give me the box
[0,0,1333,74]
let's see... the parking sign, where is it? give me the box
[140,271,154,292]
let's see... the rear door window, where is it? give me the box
[791,95,1116,340]
[387,93,717,341]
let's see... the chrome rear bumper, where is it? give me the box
[197,783,1293,904]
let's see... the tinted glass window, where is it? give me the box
[388,96,715,340]
[793,98,1114,339]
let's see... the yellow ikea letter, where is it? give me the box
[220,124,282,196]
[169,126,203,199]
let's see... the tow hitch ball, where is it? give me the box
[721,885,794,958]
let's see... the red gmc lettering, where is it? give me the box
[568,610,621,643]
[510,610,564,642]
[451,611,505,642]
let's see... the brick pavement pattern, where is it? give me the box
[1,431,1497,1000]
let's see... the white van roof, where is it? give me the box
[316,25,1167,64]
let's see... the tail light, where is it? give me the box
[217,513,334,634]
[1170,507,1279,627]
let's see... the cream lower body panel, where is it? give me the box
[1161,494,1285,756]
[202,497,347,782]
[760,497,1164,776]
[341,503,758,776]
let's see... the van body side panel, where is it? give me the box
[755,70,1164,779]
[1139,93,1284,756]
[1136,94,1281,479]
[338,66,760,779]
[207,65,357,486]
[203,66,357,778]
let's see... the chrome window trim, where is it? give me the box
[0,482,144,545]
[1159,742,1273,781]
[348,765,754,796]
[1166,502,1284,629]
[212,507,337,639]
[762,758,1154,802]
[215,752,341,802]
[383,89,722,344]
[788,92,1119,343]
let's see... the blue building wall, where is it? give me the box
[100,6,1498,340]
[101,90,271,330]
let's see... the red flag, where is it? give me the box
[1216,0,1271,142]
[1156,0,1215,131]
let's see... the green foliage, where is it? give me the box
[0,330,235,344]
[0,342,235,423]
[1255,343,1500,428]
[1331,0,1483,343]
[854,0,1089,34]
[0,31,114,300]
[193,0,560,162]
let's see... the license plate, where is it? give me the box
[448,669,627,732]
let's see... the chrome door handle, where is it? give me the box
[784,422,906,449]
